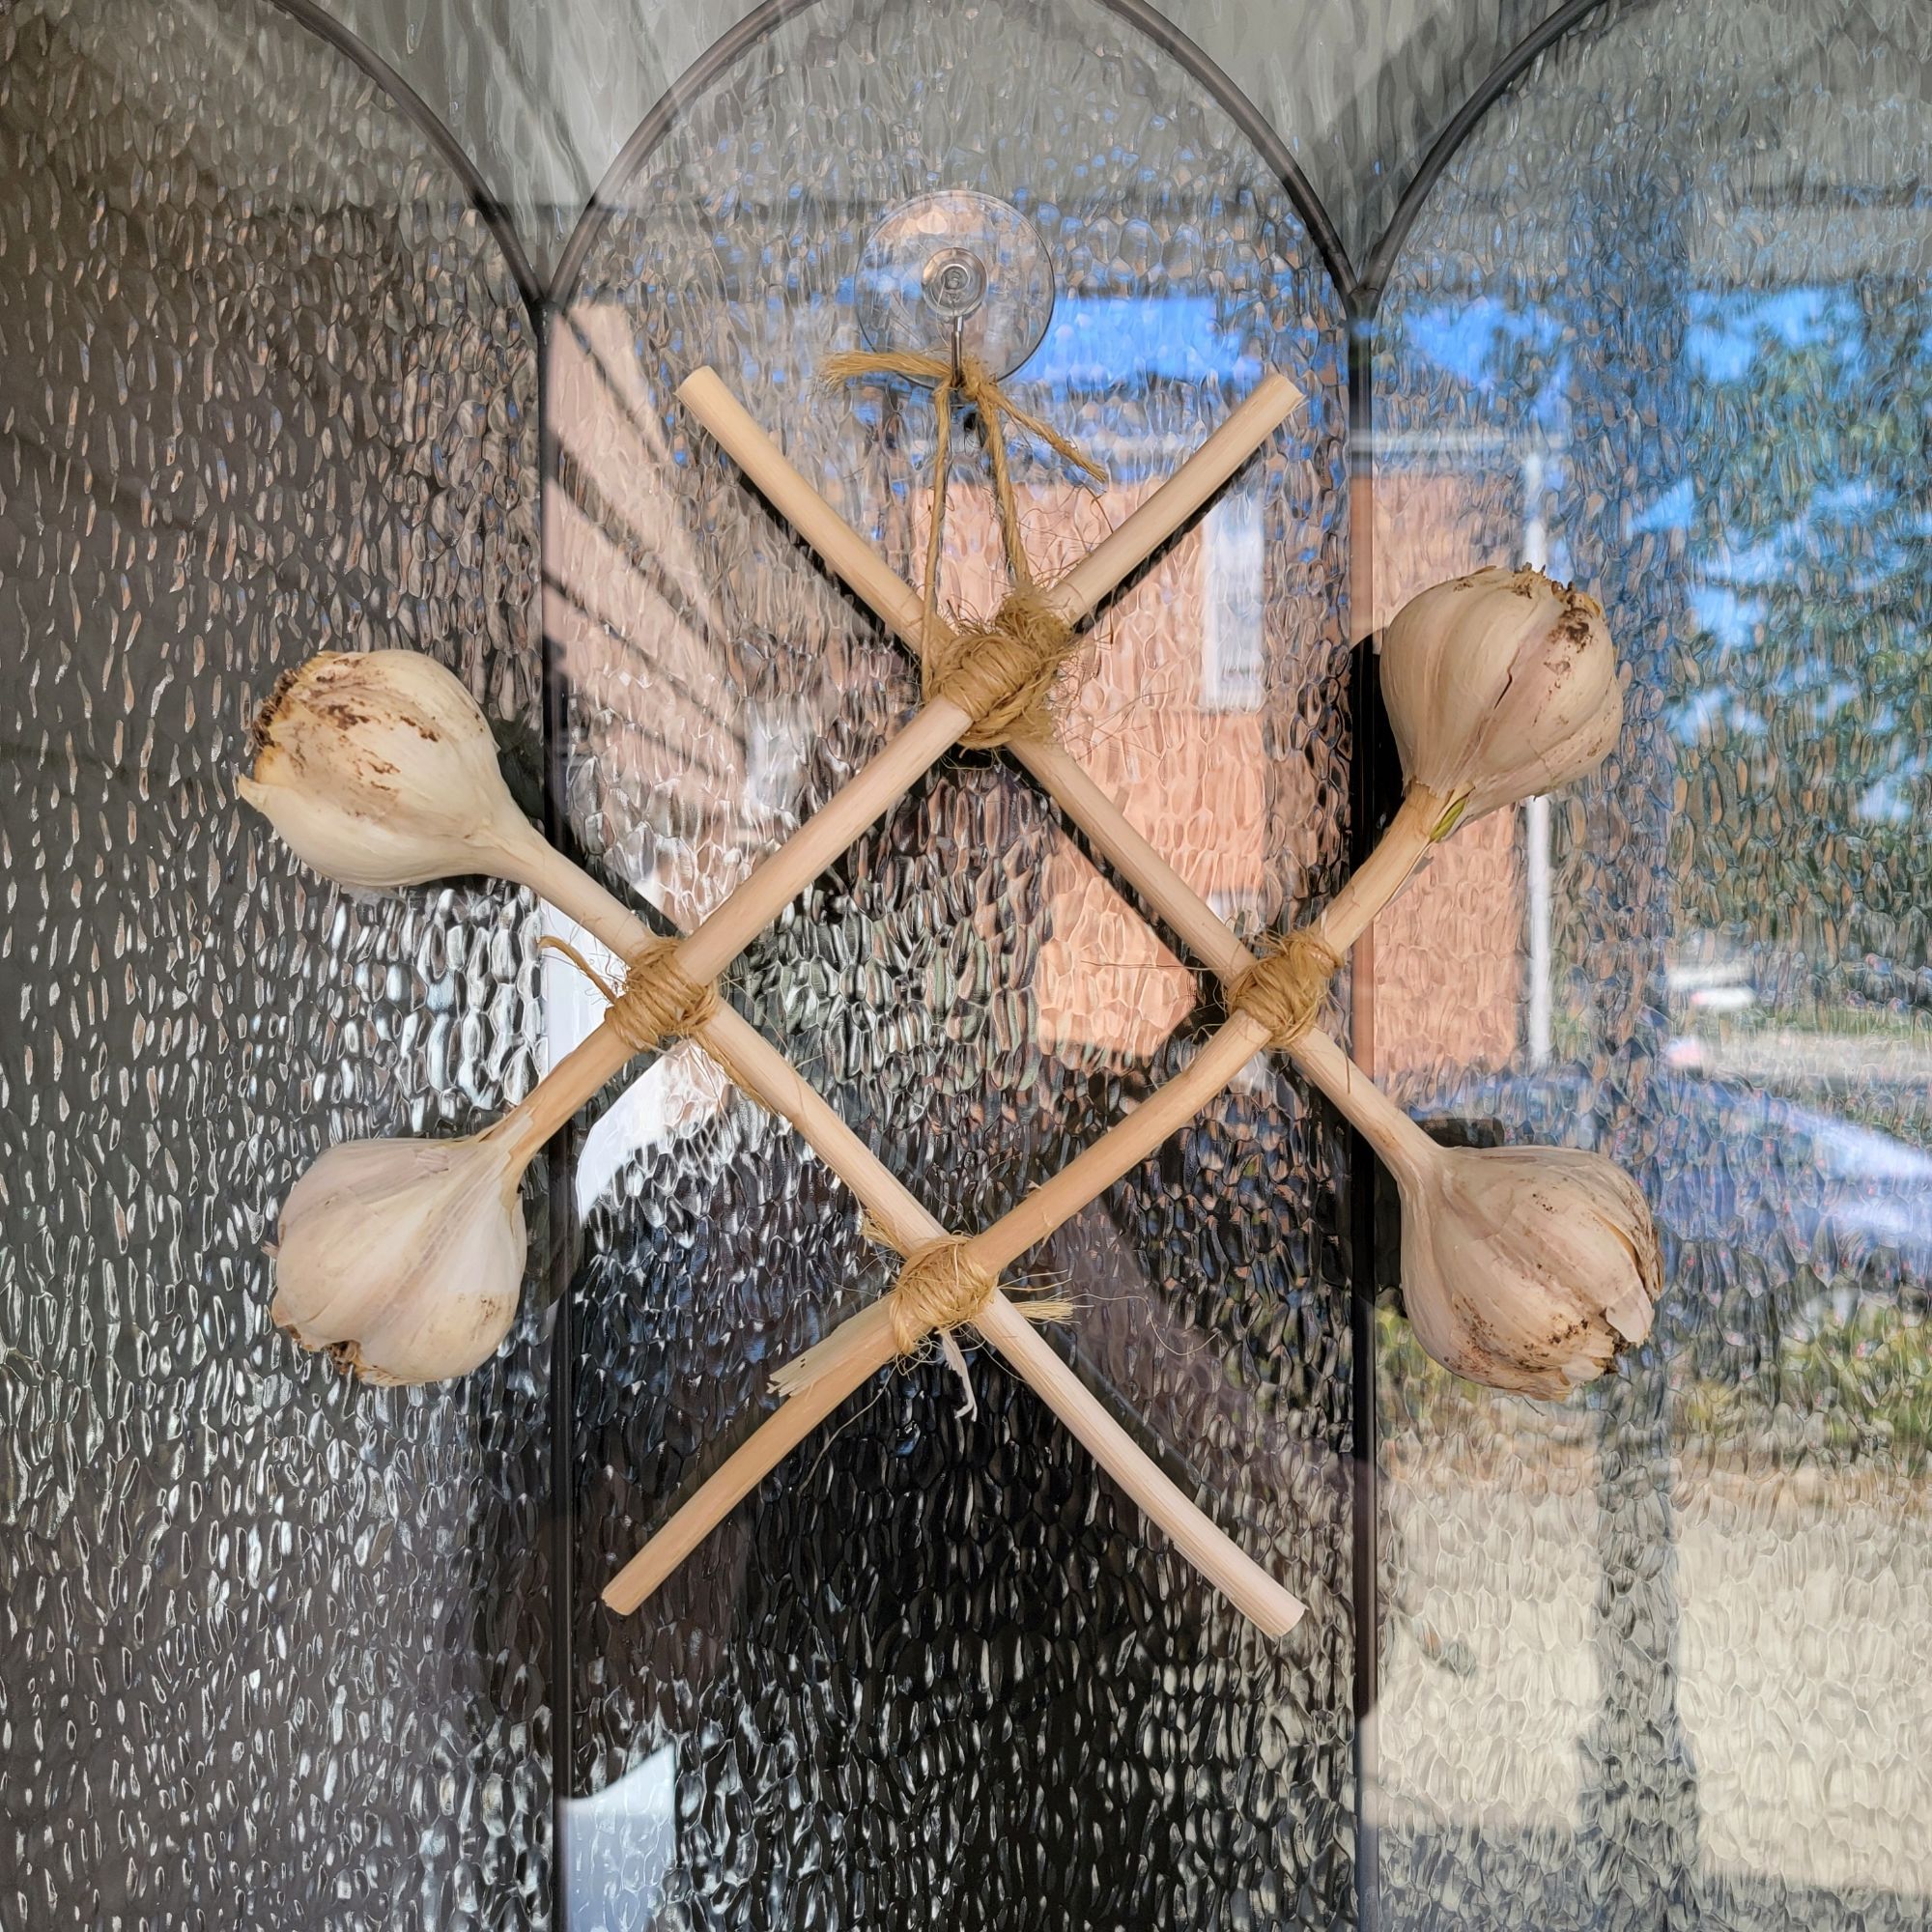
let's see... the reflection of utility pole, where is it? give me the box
[1523,448,1553,1066]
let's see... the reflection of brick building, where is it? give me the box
[1369,468,1522,1079]
[549,313,1524,1094]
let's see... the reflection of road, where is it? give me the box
[1685,1027,1932,1093]
[1378,1446,1932,1908]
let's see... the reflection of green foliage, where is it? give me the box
[1376,1304,1484,1435]
[1668,283,1932,979]
[1382,1299,1932,1473]
[1772,1304,1932,1471]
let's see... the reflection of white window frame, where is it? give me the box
[744,698,809,819]
[1207,888,1271,940]
[1200,491,1265,712]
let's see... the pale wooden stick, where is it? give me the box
[695,1006,937,1254]
[679,367,929,648]
[1284,1024,1440,1189]
[967,1016,1270,1270]
[1040,372,1304,624]
[971,1298,1301,1632]
[677,364,1303,641]
[492,830,1303,1632]
[674,698,968,981]
[600,1306,901,1616]
[1007,737,1250,980]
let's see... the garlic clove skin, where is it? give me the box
[240,650,538,891]
[1398,1144,1662,1398]
[271,1135,528,1385]
[1380,565,1624,828]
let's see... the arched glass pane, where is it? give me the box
[313,0,1603,292]
[548,0,1353,1921]
[1373,1,1932,1924]
[0,2,548,1922]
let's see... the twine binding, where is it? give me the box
[540,934,719,1053]
[1230,929,1342,1047]
[824,348,1106,748]
[770,1226,1071,1412]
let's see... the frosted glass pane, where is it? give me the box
[0,4,550,1924]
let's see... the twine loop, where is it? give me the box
[540,934,719,1053]
[824,346,1105,748]
[1230,930,1342,1047]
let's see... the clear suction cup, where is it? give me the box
[856,189,1056,381]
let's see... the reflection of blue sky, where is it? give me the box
[1633,476,1692,532]
[1688,583,1764,650]
[835,292,1305,482]
[1686,287,1856,380]
[1400,297,1570,430]
[1404,297,1562,386]
[1024,296,1262,390]
[1859,753,1926,825]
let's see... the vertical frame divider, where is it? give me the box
[1346,305,1385,1932]
[537,308,579,1931]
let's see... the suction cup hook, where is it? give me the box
[856,190,1055,383]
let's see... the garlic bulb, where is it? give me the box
[1380,565,1623,830]
[239,650,547,891]
[271,1135,527,1384]
[1397,1144,1661,1398]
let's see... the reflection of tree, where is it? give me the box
[1669,281,1932,986]
[1559,138,1704,1932]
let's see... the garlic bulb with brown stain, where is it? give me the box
[270,1134,528,1384]
[239,649,553,893]
[1397,1144,1661,1399]
[1291,1030,1661,1398]
[1380,565,1624,833]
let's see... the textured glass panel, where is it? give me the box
[1162,0,1557,271]
[550,0,1354,1922]
[324,0,716,282]
[0,4,548,1926]
[1372,1,1932,1925]
[318,0,1585,294]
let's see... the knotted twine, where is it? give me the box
[539,934,719,1052]
[772,1228,1071,1419]
[822,347,1107,748]
[1229,929,1342,1047]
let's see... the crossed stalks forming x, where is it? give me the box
[253,359,1629,1639]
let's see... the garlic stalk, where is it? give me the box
[271,1134,527,1384]
[1379,564,1624,834]
[1293,1030,1660,1396]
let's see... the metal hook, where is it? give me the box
[950,313,965,385]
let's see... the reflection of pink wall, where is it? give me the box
[546,312,753,933]
[917,477,1282,1063]
[1369,472,1522,1080]
[546,327,1517,1082]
